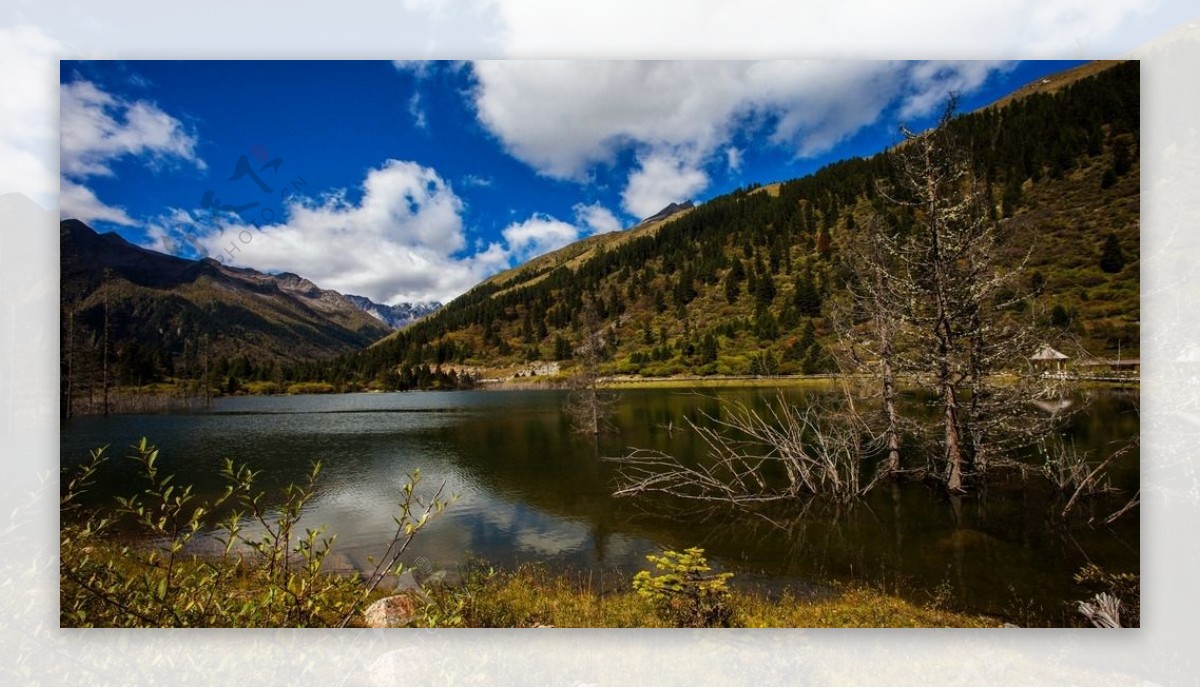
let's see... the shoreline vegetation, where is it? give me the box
[424,564,1001,628]
[63,372,1138,415]
[60,438,1000,629]
[61,435,1138,628]
[60,535,1004,628]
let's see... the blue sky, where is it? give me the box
[60,59,1083,304]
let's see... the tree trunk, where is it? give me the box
[967,309,989,473]
[925,137,964,493]
[943,381,964,492]
[873,259,901,475]
[880,347,901,474]
[938,303,965,492]
[589,376,599,435]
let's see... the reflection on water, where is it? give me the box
[60,386,1139,625]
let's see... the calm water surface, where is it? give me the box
[60,386,1139,624]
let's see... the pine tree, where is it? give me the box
[700,333,718,364]
[553,334,572,361]
[793,270,821,317]
[754,273,776,310]
[724,270,741,304]
[1099,233,1126,273]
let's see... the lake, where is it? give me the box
[60,385,1139,625]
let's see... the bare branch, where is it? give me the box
[608,394,878,504]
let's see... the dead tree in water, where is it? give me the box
[565,299,615,435]
[830,208,905,478]
[881,99,1063,490]
[832,97,1060,493]
[608,393,878,504]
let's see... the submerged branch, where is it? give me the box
[607,394,879,504]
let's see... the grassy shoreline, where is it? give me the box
[64,374,1138,415]
[478,373,1138,392]
[413,563,1002,628]
[60,534,1002,627]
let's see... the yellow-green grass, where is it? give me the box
[418,564,1000,628]
[597,375,840,390]
[62,537,1000,628]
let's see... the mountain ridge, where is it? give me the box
[60,219,391,402]
[343,294,442,330]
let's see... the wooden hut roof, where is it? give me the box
[1030,345,1069,361]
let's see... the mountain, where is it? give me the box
[983,60,1127,112]
[343,295,442,330]
[637,200,695,226]
[310,60,1137,389]
[60,220,390,398]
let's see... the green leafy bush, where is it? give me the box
[632,547,733,627]
[60,438,447,627]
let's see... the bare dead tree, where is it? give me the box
[830,206,907,477]
[888,100,981,491]
[1042,432,1138,520]
[608,393,880,504]
[854,97,1063,492]
[565,299,616,435]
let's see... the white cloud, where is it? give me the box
[573,202,622,235]
[492,202,624,265]
[467,61,924,178]
[900,60,1012,120]
[466,60,1006,215]
[470,61,745,181]
[500,214,581,262]
[725,146,742,174]
[393,60,471,77]
[408,91,428,130]
[60,79,204,179]
[60,179,136,226]
[461,173,494,188]
[487,200,626,268]
[621,153,708,219]
[748,61,902,157]
[58,77,205,226]
[393,60,434,78]
[140,208,219,255]
[141,223,179,254]
[188,159,509,304]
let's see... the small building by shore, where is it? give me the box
[1030,345,1069,373]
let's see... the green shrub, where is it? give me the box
[60,439,448,627]
[285,382,337,395]
[632,547,733,627]
[242,380,282,395]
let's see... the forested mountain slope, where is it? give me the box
[296,61,1140,389]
